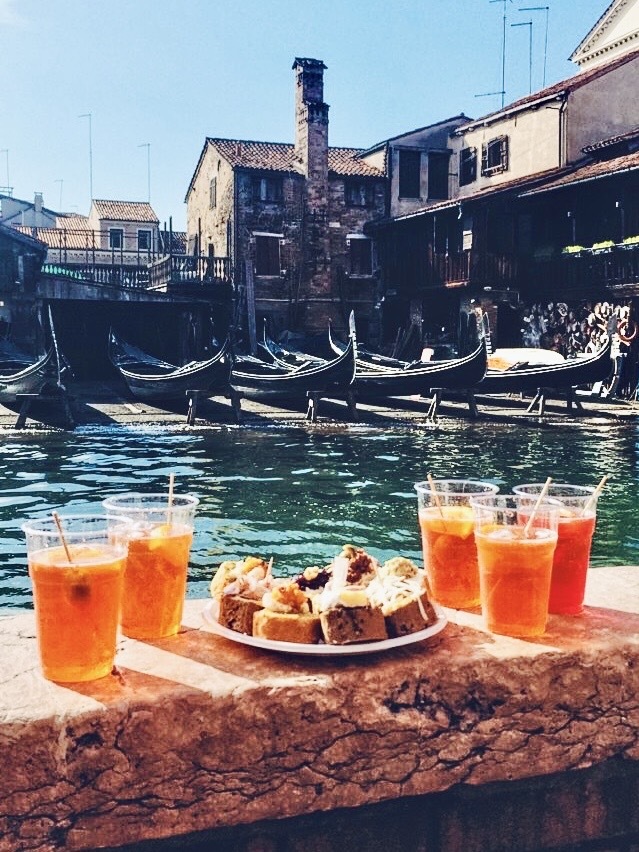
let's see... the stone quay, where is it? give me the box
[2,565,639,850]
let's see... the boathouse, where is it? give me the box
[369,0,639,351]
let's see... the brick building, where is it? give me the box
[185,58,386,349]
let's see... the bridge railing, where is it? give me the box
[148,254,232,290]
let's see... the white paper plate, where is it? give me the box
[201,599,448,657]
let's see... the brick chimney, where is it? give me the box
[293,58,329,200]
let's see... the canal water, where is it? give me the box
[1,420,638,611]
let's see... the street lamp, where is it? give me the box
[0,149,10,193]
[138,143,151,202]
[55,179,63,211]
[78,113,93,205]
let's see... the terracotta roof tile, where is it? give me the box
[13,226,101,250]
[520,149,639,195]
[92,200,159,223]
[206,138,384,177]
[456,47,639,131]
[582,125,639,152]
[56,214,90,229]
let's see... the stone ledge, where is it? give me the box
[1,565,639,851]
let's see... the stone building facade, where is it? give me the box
[186,58,386,347]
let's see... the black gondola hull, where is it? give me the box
[474,341,613,395]
[109,333,231,402]
[352,340,487,398]
[0,348,58,403]
[230,337,356,397]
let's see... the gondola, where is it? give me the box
[474,337,613,395]
[328,322,412,372]
[230,334,356,397]
[261,326,326,371]
[351,338,488,397]
[0,346,58,403]
[109,332,231,402]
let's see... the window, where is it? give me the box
[481,136,509,176]
[254,234,281,276]
[137,229,151,251]
[427,152,449,200]
[109,228,123,250]
[209,177,217,209]
[459,147,477,186]
[398,150,421,198]
[252,176,283,203]
[349,236,373,276]
[345,180,374,207]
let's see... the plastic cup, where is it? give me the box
[103,492,198,639]
[513,483,598,615]
[471,493,559,638]
[22,514,129,682]
[414,479,499,609]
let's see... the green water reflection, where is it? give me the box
[1,421,638,610]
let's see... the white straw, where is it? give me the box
[523,476,552,538]
[582,474,608,516]
[167,472,175,524]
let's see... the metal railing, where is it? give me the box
[41,253,232,292]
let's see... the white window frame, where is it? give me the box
[109,228,124,250]
[137,229,152,252]
[253,231,284,277]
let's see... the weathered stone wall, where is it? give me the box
[186,147,235,262]
[2,566,639,851]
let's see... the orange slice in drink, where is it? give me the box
[426,505,475,538]
[146,524,173,550]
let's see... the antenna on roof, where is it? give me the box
[489,0,513,109]
[520,5,550,87]
[512,20,533,94]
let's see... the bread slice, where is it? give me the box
[253,610,321,644]
[384,591,436,638]
[320,605,387,645]
[218,595,263,635]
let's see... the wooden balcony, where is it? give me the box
[147,254,232,292]
[414,251,518,290]
[521,243,639,297]
[411,244,639,298]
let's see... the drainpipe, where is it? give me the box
[558,95,568,168]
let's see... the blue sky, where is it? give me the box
[0,0,609,231]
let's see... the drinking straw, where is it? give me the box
[52,511,74,563]
[167,472,175,525]
[522,476,553,538]
[581,474,608,516]
[427,473,445,516]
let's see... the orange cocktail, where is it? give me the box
[513,484,598,615]
[415,479,499,609]
[121,524,193,638]
[23,515,128,682]
[472,494,559,638]
[103,493,198,639]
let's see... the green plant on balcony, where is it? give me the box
[621,235,639,247]
[591,240,615,254]
[561,244,586,255]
